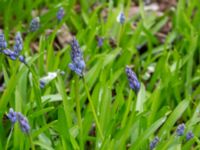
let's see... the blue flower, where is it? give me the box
[57,7,65,21]
[68,37,85,76]
[7,108,17,124]
[30,17,40,32]
[176,123,185,136]
[150,136,159,150]
[0,33,7,50]
[19,55,26,64]
[125,66,140,92]
[39,80,46,89]
[13,32,23,56]
[186,131,194,141]
[97,37,103,47]
[17,112,30,133]
[117,12,125,24]
[2,49,18,60]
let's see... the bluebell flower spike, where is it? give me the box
[7,108,17,124]
[2,49,17,60]
[186,131,194,141]
[13,32,23,56]
[68,37,85,76]
[125,66,140,93]
[19,55,26,64]
[0,33,7,50]
[98,37,103,47]
[2,32,24,61]
[57,7,65,22]
[150,136,159,150]
[176,123,185,136]
[30,17,40,32]
[17,112,30,133]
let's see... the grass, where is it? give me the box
[0,0,200,149]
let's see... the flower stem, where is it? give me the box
[28,134,35,150]
[75,75,84,149]
[5,125,14,150]
[82,77,104,140]
[121,90,133,128]
[117,24,124,46]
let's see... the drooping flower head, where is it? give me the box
[117,12,125,24]
[30,17,40,32]
[186,131,194,141]
[125,66,140,93]
[150,136,159,150]
[2,49,17,60]
[0,33,7,50]
[7,108,17,124]
[176,123,185,136]
[17,112,30,133]
[68,37,85,76]
[57,7,65,22]
[13,32,23,56]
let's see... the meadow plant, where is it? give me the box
[0,1,199,149]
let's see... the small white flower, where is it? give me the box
[40,72,58,83]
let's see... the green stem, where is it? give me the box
[75,76,84,149]
[82,77,104,140]
[121,90,133,128]
[162,135,176,150]
[117,25,123,46]
[5,125,14,150]
[28,134,35,150]
[194,136,200,145]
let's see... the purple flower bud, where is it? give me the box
[7,108,17,124]
[13,32,23,55]
[150,136,159,150]
[186,131,194,141]
[0,33,7,49]
[60,71,65,75]
[57,7,65,21]
[97,37,103,47]
[176,123,185,136]
[125,66,140,92]
[17,112,30,133]
[40,80,46,89]
[30,17,40,32]
[68,37,85,76]
[19,55,26,64]
[117,12,125,24]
